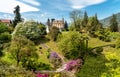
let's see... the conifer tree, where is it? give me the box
[110,14,118,32]
[64,21,68,31]
[13,5,22,27]
[82,11,88,27]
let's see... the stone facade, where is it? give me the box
[47,18,65,30]
[52,19,64,29]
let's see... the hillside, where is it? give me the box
[100,13,120,27]
[76,38,120,77]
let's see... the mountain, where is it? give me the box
[100,13,120,27]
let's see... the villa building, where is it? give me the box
[46,18,65,33]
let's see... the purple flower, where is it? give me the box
[50,52,59,58]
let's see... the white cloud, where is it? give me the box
[0,0,40,14]
[68,0,106,9]
[21,0,40,6]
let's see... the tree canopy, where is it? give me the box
[70,10,83,31]
[58,31,87,59]
[9,35,38,67]
[13,20,43,41]
[110,14,118,32]
[13,5,22,27]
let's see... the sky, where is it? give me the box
[0,0,120,23]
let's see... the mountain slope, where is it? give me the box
[100,13,120,27]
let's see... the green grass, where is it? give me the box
[45,41,62,54]
[88,38,115,48]
[76,38,120,77]
[36,45,50,64]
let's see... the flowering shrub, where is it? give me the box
[65,60,77,71]
[36,72,67,77]
[65,59,82,71]
[50,52,59,58]
[49,52,62,68]
[36,73,49,77]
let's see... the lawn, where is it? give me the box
[76,38,120,77]
[88,38,115,48]
[45,41,62,54]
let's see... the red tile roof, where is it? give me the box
[0,19,11,24]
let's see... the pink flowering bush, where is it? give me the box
[65,60,77,71]
[36,73,49,77]
[65,59,82,71]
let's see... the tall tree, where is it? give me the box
[88,14,103,37]
[94,14,99,26]
[13,5,22,27]
[47,18,51,27]
[70,10,83,31]
[82,11,88,27]
[49,26,60,41]
[110,14,118,32]
[64,21,68,31]
[9,35,38,66]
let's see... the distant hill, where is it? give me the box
[100,13,120,27]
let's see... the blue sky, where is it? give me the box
[0,0,120,23]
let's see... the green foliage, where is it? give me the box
[95,29,111,42]
[13,5,22,27]
[94,47,103,54]
[82,11,88,27]
[0,32,11,57]
[0,32,11,44]
[0,22,9,34]
[64,21,68,31]
[36,62,51,70]
[9,35,38,68]
[116,37,120,48]
[22,58,51,71]
[13,20,42,41]
[49,26,60,41]
[0,59,35,77]
[0,22,11,57]
[110,14,118,32]
[109,32,120,40]
[76,37,120,77]
[58,31,86,59]
[88,15,103,37]
[69,23,76,31]
[38,23,46,35]
[76,55,108,77]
